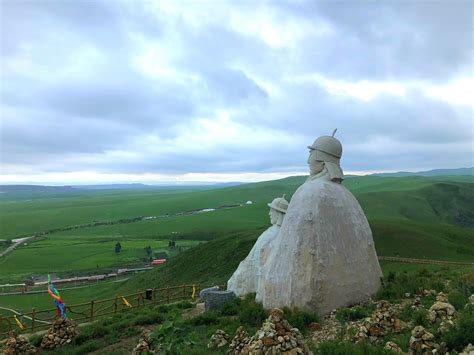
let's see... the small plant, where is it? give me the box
[282,307,320,333]
[443,309,474,351]
[336,306,369,323]
[191,311,220,325]
[412,309,429,327]
[448,290,468,310]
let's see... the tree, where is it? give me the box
[115,242,122,254]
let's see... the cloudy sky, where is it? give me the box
[0,0,472,184]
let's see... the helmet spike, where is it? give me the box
[332,128,338,137]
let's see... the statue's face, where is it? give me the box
[269,209,280,225]
[307,150,324,175]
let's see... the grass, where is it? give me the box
[0,235,202,282]
[0,174,472,310]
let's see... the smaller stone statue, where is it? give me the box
[227,195,289,297]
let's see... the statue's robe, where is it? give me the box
[227,224,280,297]
[257,172,382,315]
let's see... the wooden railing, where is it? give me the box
[0,284,210,338]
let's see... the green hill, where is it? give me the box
[0,175,472,283]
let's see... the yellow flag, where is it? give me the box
[122,297,132,308]
[14,315,25,330]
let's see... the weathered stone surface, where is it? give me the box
[202,290,236,312]
[199,286,220,299]
[40,318,77,350]
[208,329,230,349]
[228,196,288,298]
[2,332,37,354]
[228,326,251,354]
[132,329,161,354]
[228,225,280,297]
[408,326,440,354]
[427,301,456,324]
[242,308,312,355]
[257,133,382,316]
[384,341,403,353]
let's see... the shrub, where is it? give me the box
[448,291,468,310]
[443,309,474,351]
[191,311,219,325]
[89,324,109,338]
[219,297,242,316]
[335,306,369,323]
[238,295,267,327]
[412,309,429,327]
[282,307,319,333]
[29,334,42,347]
[133,312,164,325]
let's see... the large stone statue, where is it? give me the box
[227,196,289,297]
[257,130,382,316]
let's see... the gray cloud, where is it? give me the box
[0,0,472,178]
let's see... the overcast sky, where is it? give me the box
[1,0,473,184]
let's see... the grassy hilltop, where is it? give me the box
[0,175,473,284]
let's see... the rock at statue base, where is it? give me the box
[40,317,77,350]
[199,285,220,299]
[201,290,236,312]
[259,174,382,316]
[2,331,37,355]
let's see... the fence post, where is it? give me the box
[90,300,94,322]
[183,285,186,299]
[166,287,170,304]
[31,308,36,332]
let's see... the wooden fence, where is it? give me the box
[0,284,209,338]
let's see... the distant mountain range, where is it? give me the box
[0,167,471,194]
[371,167,473,177]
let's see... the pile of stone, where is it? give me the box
[132,329,161,355]
[228,326,251,354]
[311,310,342,344]
[2,331,37,355]
[411,295,424,310]
[207,329,230,349]
[427,296,456,325]
[40,317,77,349]
[435,292,448,303]
[348,301,405,343]
[460,343,474,355]
[384,341,403,353]
[408,326,441,354]
[246,308,312,355]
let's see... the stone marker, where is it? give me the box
[257,130,382,315]
[201,290,236,312]
[227,195,288,297]
[199,285,220,299]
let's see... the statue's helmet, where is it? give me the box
[267,195,289,213]
[307,129,344,182]
[307,132,342,164]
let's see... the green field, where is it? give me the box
[0,174,473,311]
